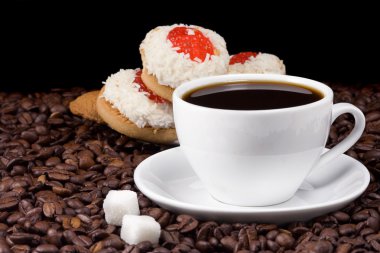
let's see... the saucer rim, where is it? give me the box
[134,147,370,214]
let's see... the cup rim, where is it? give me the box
[173,74,333,113]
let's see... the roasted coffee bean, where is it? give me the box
[72,235,92,248]
[332,211,351,223]
[339,224,357,236]
[265,230,278,241]
[220,236,237,252]
[123,245,140,253]
[7,232,41,245]
[275,232,295,249]
[266,240,279,251]
[0,239,11,253]
[336,243,352,253]
[66,198,84,209]
[11,244,31,253]
[89,229,109,242]
[0,196,19,211]
[195,240,212,252]
[161,230,180,246]
[33,221,50,235]
[34,244,59,253]
[137,241,153,252]
[296,240,333,253]
[63,230,76,244]
[101,235,124,250]
[196,222,218,241]
[320,228,339,241]
[176,214,199,233]
[257,224,277,234]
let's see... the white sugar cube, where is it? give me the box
[103,190,140,226]
[120,215,161,245]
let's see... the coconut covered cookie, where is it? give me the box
[140,24,229,101]
[229,52,286,74]
[97,68,176,144]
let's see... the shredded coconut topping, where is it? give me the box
[102,69,174,129]
[140,24,229,88]
[187,29,195,35]
[228,53,286,74]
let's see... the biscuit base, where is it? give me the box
[96,87,177,144]
[141,68,174,102]
[69,90,104,123]
[140,49,174,102]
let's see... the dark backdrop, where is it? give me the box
[1,2,379,92]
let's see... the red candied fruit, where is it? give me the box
[167,26,215,62]
[229,52,258,65]
[134,70,168,104]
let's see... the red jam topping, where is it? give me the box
[229,52,258,65]
[167,27,215,62]
[134,70,168,104]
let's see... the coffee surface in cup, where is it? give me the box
[183,81,323,110]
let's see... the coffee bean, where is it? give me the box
[6,212,23,225]
[339,224,357,236]
[34,244,59,253]
[72,235,92,248]
[10,244,31,253]
[21,131,38,143]
[0,178,13,192]
[176,215,199,233]
[47,171,71,182]
[89,229,109,242]
[320,228,339,241]
[195,240,212,252]
[332,211,351,223]
[137,241,152,252]
[66,198,84,209]
[296,240,333,253]
[59,245,76,253]
[161,230,180,246]
[18,112,33,125]
[33,221,50,235]
[339,236,366,248]
[101,235,124,250]
[220,236,237,252]
[196,222,217,241]
[257,224,277,234]
[50,105,66,114]
[123,245,140,253]
[42,202,62,218]
[7,232,41,245]
[63,230,76,244]
[78,150,95,169]
[0,196,19,211]
[370,240,380,251]
[275,232,295,249]
[266,240,279,251]
[0,239,11,253]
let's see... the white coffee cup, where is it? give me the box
[173,74,365,206]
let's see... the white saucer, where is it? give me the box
[134,147,370,223]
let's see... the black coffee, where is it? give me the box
[183,81,323,110]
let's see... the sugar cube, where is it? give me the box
[120,215,161,245]
[103,190,140,226]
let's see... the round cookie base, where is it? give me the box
[96,87,177,145]
[69,90,104,123]
[141,68,174,102]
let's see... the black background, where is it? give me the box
[1,1,379,92]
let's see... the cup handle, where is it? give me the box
[314,103,365,168]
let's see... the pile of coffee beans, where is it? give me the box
[0,84,379,253]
